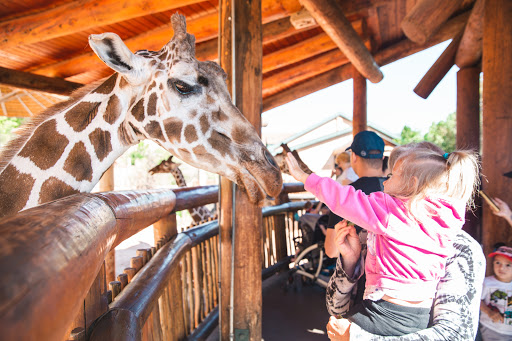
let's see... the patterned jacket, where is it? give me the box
[326,230,486,340]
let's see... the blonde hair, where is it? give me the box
[387,142,480,213]
[336,151,350,165]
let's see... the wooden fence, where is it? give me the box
[0,183,307,341]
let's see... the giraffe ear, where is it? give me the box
[89,33,145,75]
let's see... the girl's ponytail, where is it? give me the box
[445,150,480,208]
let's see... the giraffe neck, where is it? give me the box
[0,75,139,218]
[168,166,212,223]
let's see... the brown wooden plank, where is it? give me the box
[301,0,383,83]
[401,0,465,44]
[0,0,203,49]
[262,11,469,112]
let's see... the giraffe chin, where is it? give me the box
[237,172,268,206]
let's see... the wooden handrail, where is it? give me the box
[0,183,305,341]
[89,200,308,340]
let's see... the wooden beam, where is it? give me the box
[0,66,82,95]
[263,11,469,111]
[413,32,463,99]
[401,0,464,45]
[455,0,484,68]
[300,0,383,83]
[30,1,299,80]
[263,19,363,74]
[0,0,203,50]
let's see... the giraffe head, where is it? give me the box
[88,14,282,204]
[148,156,180,175]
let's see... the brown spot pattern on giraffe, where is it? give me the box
[184,124,198,143]
[119,77,129,89]
[193,145,220,167]
[208,131,230,157]
[65,101,101,132]
[39,177,79,204]
[89,128,113,161]
[199,115,209,135]
[18,120,69,170]
[145,121,165,141]
[104,94,121,124]
[163,117,183,143]
[64,142,93,181]
[231,126,250,144]
[94,74,117,94]
[147,93,157,116]
[0,165,35,218]
[132,98,145,122]
[148,81,157,92]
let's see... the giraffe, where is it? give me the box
[0,14,282,219]
[149,155,216,223]
[273,143,313,175]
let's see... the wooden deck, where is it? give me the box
[207,271,331,340]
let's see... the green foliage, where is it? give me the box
[0,117,25,146]
[129,141,150,165]
[395,112,456,152]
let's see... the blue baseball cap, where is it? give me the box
[346,131,384,159]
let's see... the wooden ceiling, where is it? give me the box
[0,0,478,117]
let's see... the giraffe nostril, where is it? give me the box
[264,149,278,169]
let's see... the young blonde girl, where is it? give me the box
[285,142,480,336]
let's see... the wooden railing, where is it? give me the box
[0,183,306,341]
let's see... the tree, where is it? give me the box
[395,112,456,152]
[0,117,25,146]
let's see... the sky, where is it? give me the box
[262,41,457,140]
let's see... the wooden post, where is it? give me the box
[100,166,116,284]
[219,0,263,340]
[456,66,481,242]
[482,0,512,273]
[152,213,186,340]
[219,0,234,338]
[352,69,367,136]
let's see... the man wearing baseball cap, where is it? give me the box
[480,245,512,340]
[324,131,387,305]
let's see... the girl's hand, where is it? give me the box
[334,221,361,277]
[285,153,309,183]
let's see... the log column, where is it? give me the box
[219,1,263,340]
[353,70,367,136]
[456,66,481,241]
[100,166,115,284]
[482,0,512,272]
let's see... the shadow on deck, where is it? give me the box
[207,271,331,340]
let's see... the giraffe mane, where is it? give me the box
[0,79,107,174]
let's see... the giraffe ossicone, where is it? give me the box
[0,13,282,219]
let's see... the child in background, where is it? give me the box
[334,151,359,186]
[480,246,512,341]
[285,144,480,336]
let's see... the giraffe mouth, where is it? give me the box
[238,158,283,205]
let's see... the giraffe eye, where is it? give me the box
[173,80,195,95]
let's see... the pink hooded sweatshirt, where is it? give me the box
[305,173,466,301]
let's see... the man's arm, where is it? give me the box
[343,231,485,340]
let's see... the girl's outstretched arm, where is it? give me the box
[285,153,309,183]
